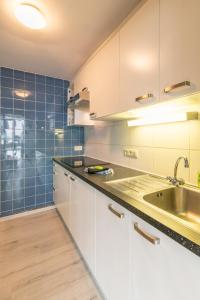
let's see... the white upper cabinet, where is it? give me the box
[160,0,200,101]
[119,0,159,111]
[89,33,120,118]
[73,0,200,119]
[73,62,92,96]
[73,33,119,119]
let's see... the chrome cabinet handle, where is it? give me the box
[164,81,191,93]
[134,222,160,245]
[53,171,56,175]
[64,172,68,177]
[135,93,154,102]
[108,204,124,219]
[90,112,97,119]
[70,176,75,181]
[53,186,56,191]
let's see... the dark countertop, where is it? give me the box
[53,156,200,257]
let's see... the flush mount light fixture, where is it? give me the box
[127,112,199,127]
[14,3,46,29]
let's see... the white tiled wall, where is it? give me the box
[84,120,200,186]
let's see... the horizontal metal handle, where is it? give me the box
[164,81,191,93]
[108,204,124,219]
[135,93,154,102]
[70,176,75,181]
[90,112,97,119]
[64,172,68,177]
[134,222,160,245]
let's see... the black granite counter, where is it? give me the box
[53,157,200,257]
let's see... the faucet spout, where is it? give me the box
[167,156,189,186]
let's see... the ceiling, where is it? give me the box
[0,0,140,80]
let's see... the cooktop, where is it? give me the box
[61,156,109,168]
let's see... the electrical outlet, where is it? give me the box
[123,148,138,158]
[74,145,83,151]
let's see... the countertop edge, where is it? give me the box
[53,157,200,258]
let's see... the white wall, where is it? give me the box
[84,120,200,186]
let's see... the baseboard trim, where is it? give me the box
[0,205,56,222]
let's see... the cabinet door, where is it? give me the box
[89,33,120,118]
[160,0,200,101]
[119,0,159,111]
[61,170,70,227]
[73,62,92,95]
[130,214,200,300]
[53,163,58,205]
[53,163,70,226]
[69,174,95,272]
[95,191,130,300]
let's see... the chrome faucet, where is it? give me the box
[167,156,189,186]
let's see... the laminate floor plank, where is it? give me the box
[0,209,102,300]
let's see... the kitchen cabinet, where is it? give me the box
[130,214,200,300]
[95,190,131,300]
[53,163,70,226]
[89,33,120,118]
[73,33,120,119]
[69,174,95,272]
[119,0,159,111]
[73,0,200,119]
[73,62,93,96]
[160,0,200,101]
[53,161,200,300]
[53,162,95,273]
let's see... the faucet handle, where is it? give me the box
[166,176,177,185]
[166,176,173,182]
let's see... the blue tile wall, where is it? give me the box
[0,67,84,216]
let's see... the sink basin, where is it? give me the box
[143,187,200,225]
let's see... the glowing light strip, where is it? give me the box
[127,112,198,127]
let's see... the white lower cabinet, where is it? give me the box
[95,190,131,300]
[69,174,95,273]
[130,214,200,300]
[53,163,70,226]
[53,163,95,273]
[53,162,200,300]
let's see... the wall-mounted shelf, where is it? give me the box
[67,87,95,126]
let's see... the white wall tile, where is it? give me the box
[128,147,155,173]
[189,150,200,185]
[153,148,190,181]
[85,120,200,186]
[85,125,110,144]
[189,121,200,150]
[109,121,130,146]
[152,122,189,149]
[129,125,153,147]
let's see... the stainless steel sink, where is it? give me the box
[143,187,200,225]
[107,175,200,228]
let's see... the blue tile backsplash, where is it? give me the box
[0,67,84,216]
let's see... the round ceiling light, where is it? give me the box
[14,4,46,29]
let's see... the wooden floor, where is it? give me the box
[0,209,102,300]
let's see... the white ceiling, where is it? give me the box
[0,0,140,80]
